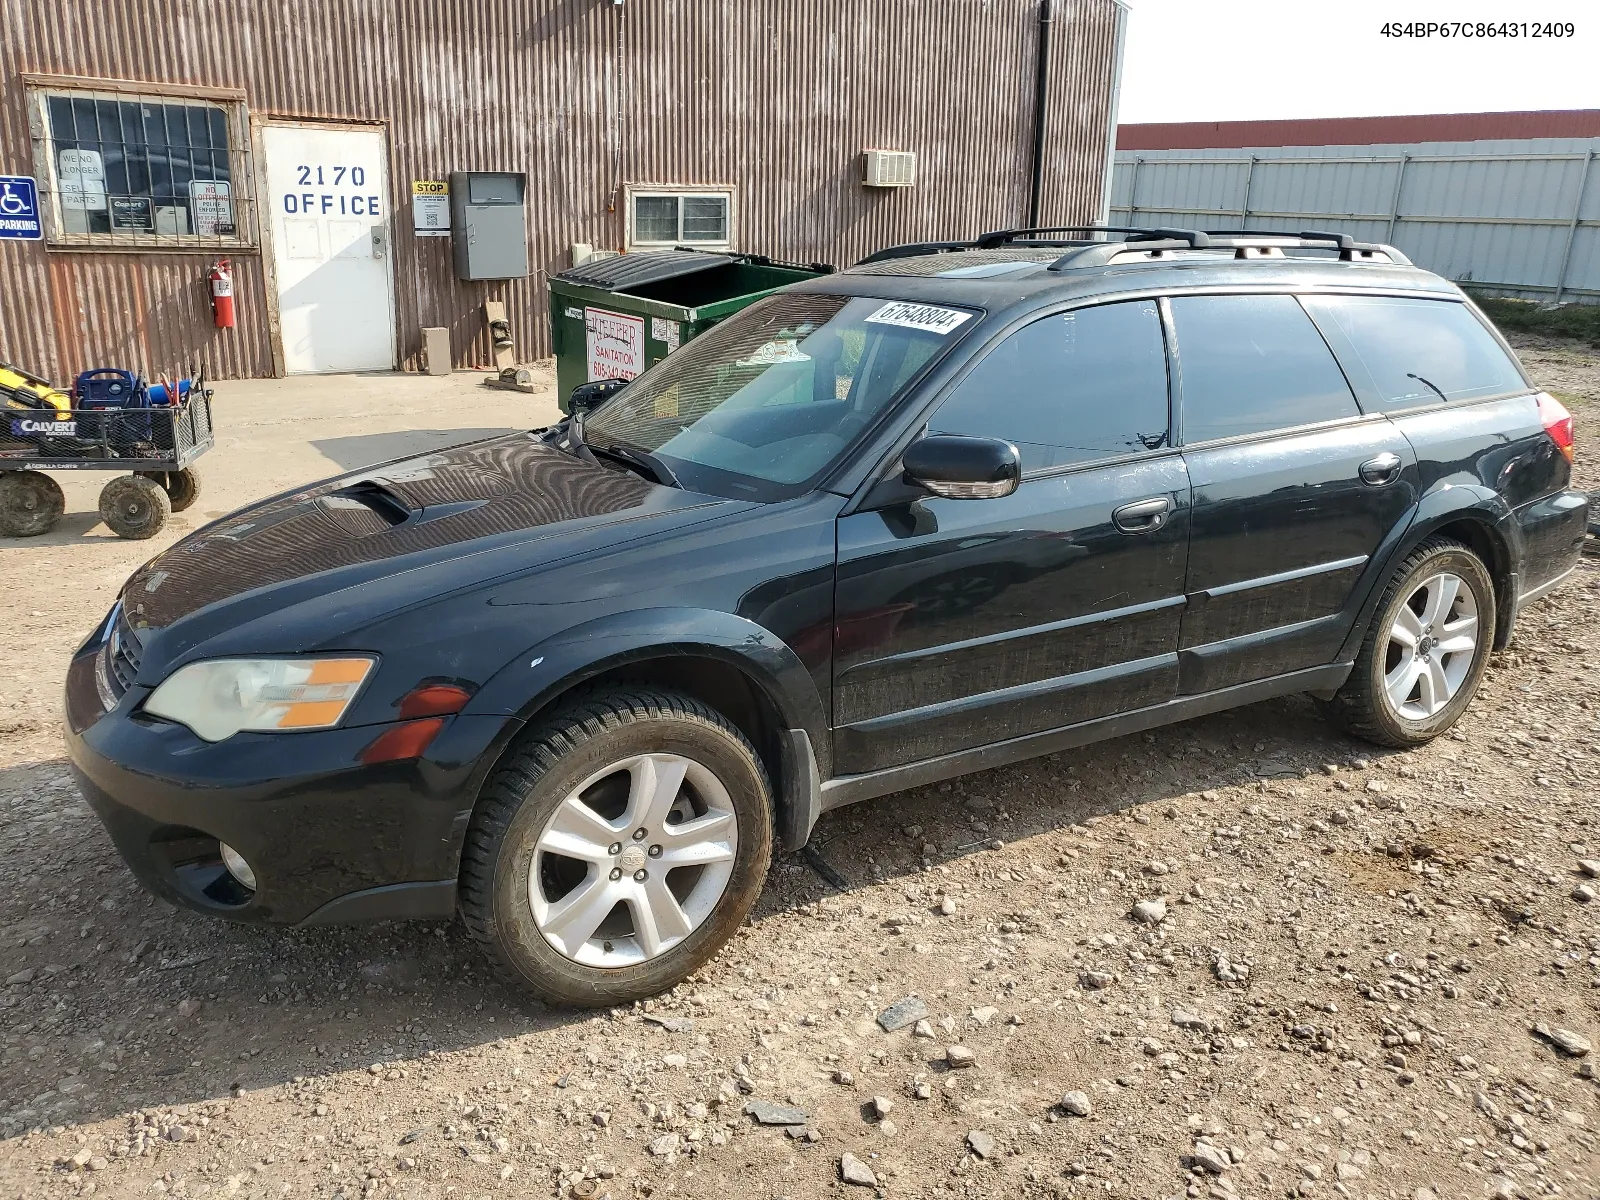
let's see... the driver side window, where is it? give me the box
[929,300,1171,471]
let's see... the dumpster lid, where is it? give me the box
[555,250,736,291]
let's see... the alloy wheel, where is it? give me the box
[1382,571,1479,721]
[529,752,738,968]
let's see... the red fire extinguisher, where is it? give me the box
[209,259,235,329]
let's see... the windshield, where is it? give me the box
[583,293,974,500]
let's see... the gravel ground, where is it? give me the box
[2,337,1598,1200]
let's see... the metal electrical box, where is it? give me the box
[450,172,528,280]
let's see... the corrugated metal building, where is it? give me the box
[0,0,1128,382]
[1110,110,1600,305]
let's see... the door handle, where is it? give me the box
[1112,495,1172,534]
[1359,452,1403,486]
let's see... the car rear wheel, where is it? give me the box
[1320,537,1495,747]
[459,688,772,1006]
[0,471,65,537]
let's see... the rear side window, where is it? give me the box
[928,299,1170,471]
[1302,295,1528,407]
[1169,294,1359,444]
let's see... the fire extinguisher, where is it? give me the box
[209,259,235,329]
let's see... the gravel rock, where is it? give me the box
[1188,1142,1231,1174]
[1171,1007,1210,1032]
[647,1132,680,1158]
[970,1005,998,1026]
[839,1152,877,1186]
[642,1013,696,1034]
[4,968,35,986]
[1060,1090,1092,1117]
[1580,858,1600,878]
[1078,969,1115,990]
[1532,1023,1592,1057]
[877,995,930,1031]
[939,896,958,916]
[1132,897,1167,924]
[744,1099,809,1126]
[1573,882,1597,903]
[966,1129,996,1159]
[946,1044,977,1069]
[870,1095,894,1119]
[912,1018,935,1039]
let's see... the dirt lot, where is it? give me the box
[2,341,1598,1200]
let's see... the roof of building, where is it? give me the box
[1116,109,1600,151]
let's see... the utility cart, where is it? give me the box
[0,382,213,539]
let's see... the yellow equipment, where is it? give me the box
[0,361,71,417]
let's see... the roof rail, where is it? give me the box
[1047,230,1411,271]
[856,224,1410,269]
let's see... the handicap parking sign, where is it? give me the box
[0,176,43,241]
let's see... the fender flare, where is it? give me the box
[1335,483,1523,663]
[457,607,830,851]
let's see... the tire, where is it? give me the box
[459,688,773,1007]
[0,471,65,537]
[98,474,171,540]
[1320,537,1496,748]
[138,467,201,512]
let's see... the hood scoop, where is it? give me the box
[328,479,412,525]
[320,479,490,536]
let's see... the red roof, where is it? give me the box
[1117,110,1600,151]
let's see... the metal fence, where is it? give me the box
[1110,138,1600,304]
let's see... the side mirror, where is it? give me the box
[902,434,1021,499]
[567,377,627,415]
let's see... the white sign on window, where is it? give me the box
[58,148,107,211]
[585,307,645,382]
[189,180,234,236]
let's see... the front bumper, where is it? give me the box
[64,639,512,925]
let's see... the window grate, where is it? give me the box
[29,86,255,249]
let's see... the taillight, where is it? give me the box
[1537,392,1575,463]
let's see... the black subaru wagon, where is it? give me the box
[66,228,1588,1005]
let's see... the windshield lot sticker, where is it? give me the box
[585,308,645,382]
[736,338,810,367]
[866,301,972,335]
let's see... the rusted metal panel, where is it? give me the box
[2,0,1121,379]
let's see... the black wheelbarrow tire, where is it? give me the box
[0,471,66,537]
[99,474,171,540]
[137,466,201,513]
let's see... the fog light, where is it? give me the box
[219,842,257,891]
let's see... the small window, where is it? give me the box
[28,84,253,248]
[1301,295,1528,408]
[928,300,1171,471]
[1169,294,1359,444]
[627,187,732,250]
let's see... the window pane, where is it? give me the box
[681,195,728,242]
[634,195,679,243]
[929,300,1170,470]
[1169,294,1358,444]
[1303,295,1526,406]
[45,92,232,241]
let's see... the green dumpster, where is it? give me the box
[548,250,833,411]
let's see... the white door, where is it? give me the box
[263,124,396,374]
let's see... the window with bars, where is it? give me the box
[627,187,733,250]
[28,85,254,247]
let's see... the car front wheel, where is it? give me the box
[1320,537,1496,747]
[459,688,773,1006]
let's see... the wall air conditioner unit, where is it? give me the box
[863,149,916,188]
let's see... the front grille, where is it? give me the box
[104,607,144,699]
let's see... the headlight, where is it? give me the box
[144,657,376,742]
